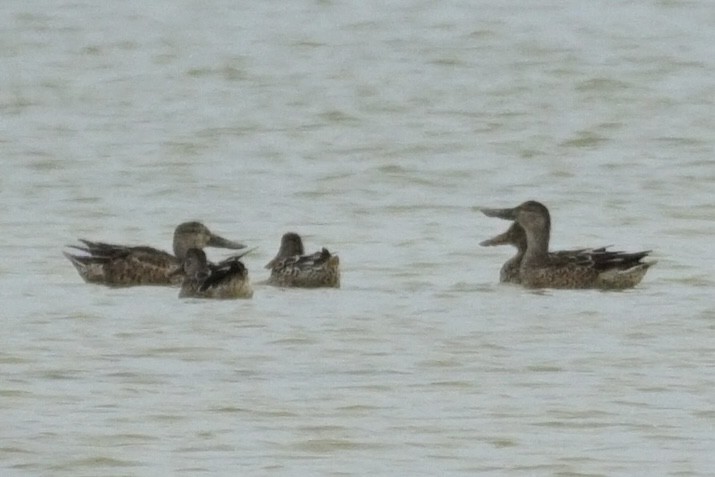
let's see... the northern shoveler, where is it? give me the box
[177,248,253,299]
[479,222,526,284]
[265,232,340,288]
[64,221,246,287]
[480,222,633,285]
[480,201,655,289]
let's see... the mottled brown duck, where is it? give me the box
[480,201,655,289]
[177,248,253,299]
[64,221,245,287]
[265,232,340,288]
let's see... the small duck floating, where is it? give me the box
[480,201,655,289]
[64,221,245,287]
[265,232,340,288]
[177,248,253,299]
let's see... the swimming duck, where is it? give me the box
[479,222,527,284]
[480,222,635,285]
[178,248,253,299]
[480,201,655,289]
[64,221,246,287]
[265,232,340,288]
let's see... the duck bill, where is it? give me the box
[208,234,246,250]
[479,230,512,247]
[226,247,256,261]
[479,207,517,220]
[264,255,280,270]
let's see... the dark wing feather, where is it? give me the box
[292,248,332,270]
[199,256,247,292]
[66,239,179,285]
[548,247,651,271]
[73,239,171,262]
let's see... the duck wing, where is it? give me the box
[200,256,247,292]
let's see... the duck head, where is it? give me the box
[480,201,552,255]
[265,232,305,269]
[480,201,551,234]
[173,222,246,259]
[182,247,209,275]
[479,222,527,251]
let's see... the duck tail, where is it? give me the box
[63,251,105,283]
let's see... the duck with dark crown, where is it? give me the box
[479,201,655,289]
[265,232,340,288]
[64,221,246,287]
[177,248,253,299]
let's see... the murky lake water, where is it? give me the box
[2,0,714,475]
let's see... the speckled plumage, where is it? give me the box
[480,201,655,289]
[178,248,253,299]
[265,233,340,288]
[64,222,245,287]
[480,222,615,285]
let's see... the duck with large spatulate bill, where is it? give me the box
[64,221,246,287]
[480,201,655,289]
[480,221,646,286]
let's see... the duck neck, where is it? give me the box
[173,239,189,260]
[522,226,550,265]
[503,249,524,277]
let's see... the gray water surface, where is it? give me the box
[2,1,714,475]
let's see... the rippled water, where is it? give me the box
[2,1,714,475]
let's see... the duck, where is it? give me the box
[64,221,246,287]
[479,222,527,284]
[177,248,253,299]
[479,201,655,289]
[265,232,340,288]
[480,222,639,285]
